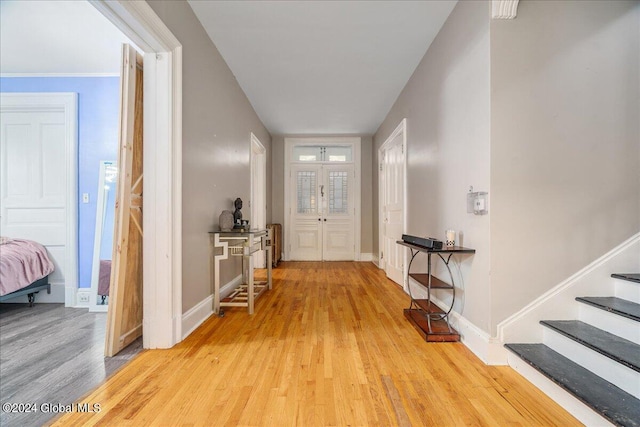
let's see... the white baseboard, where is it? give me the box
[181,294,213,339]
[406,273,505,365]
[427,294,507,365]
[359,253,374,262]
[181,275,243,340]
[372,256,380,268]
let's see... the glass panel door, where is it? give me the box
[289,165,322,260]
[322,164,355,261]
[296,171,317,214]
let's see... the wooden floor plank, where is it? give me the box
[52,262,580,426]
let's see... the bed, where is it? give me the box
[0,237,54,306]
[98,259,111,304]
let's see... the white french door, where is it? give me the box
[322,164,355,261]
[290,164,321,260]
[289,163,355,261]
[379,119,406,287]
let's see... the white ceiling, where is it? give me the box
[0,0,134,76]
[188,0,457,135]
[1,0,456,136]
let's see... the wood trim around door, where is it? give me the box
[91,0,183,349]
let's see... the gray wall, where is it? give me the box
[373,0,639,336]
[490,0,640,328]
[373,0,492,332]
[148,0,272,313]
[271,134,374,256]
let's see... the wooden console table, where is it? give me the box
[209,229,272,316]
[396,240,475,342]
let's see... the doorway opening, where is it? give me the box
[90,0,182,348]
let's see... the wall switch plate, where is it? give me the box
[82,193,90,203]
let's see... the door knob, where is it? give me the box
[318,218,321,221]
[324,219,327,222]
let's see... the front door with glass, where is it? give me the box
[289,155,355,261]
[322,164,355,260]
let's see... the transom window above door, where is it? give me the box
[292,145,352,162]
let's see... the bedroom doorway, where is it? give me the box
[1,0,182,349]
[92,0,183,349]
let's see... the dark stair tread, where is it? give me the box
[612,273,640,284]
[505,343,640,427]
[576,297,640,322]
[541,320,640,372]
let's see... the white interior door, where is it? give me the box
[0,93,77,304]
[290,164,322,260]
[380,122,405,286]
[250,133,266,267]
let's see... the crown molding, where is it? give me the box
[0,73,119,78]
[492,0,519,19]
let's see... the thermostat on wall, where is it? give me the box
[467,187,488,215]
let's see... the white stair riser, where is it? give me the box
[578,304,640,345]
[614,280,640,304]
[543,329,640,398]
[507,353,615,427]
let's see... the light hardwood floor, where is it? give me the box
[54,262,580,426]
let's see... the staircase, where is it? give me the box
[505,273,640,427]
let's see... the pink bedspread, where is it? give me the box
[0,238,54,296]
[98,259,111,296]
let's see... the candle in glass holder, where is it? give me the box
[445,229,455,247]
